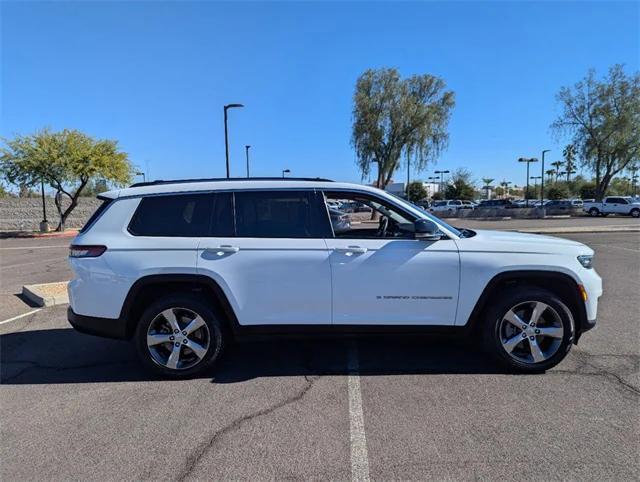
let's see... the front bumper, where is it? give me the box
[67,307,128,340]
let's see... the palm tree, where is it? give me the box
[545,169,555,182]
[563,144,577,182]
[482,177,494,199]
[551,161,564,182]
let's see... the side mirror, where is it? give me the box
[414,219,441,241]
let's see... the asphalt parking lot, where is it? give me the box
[1,227,639,480]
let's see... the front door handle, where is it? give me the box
[204,245,239,253]
[335,246,367,254]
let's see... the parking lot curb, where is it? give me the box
[22,281,69,307]
[0,229,78,239]
[513,226,640,234]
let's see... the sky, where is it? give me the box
[2,1,638,189]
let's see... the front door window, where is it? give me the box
[323,193,416,239]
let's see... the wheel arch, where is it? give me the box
[465,270,588,342]
[120,274,240,339]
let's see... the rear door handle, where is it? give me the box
[204,245,239,253]
[335,246,367,254]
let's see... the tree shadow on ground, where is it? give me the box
[1,328,512,385]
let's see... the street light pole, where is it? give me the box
[135,171,146,183]
[223,103,244,178]
[518,157,538,207]
[434,170,450,198]
[282,169,290,178]
[540,149,550,211]
[40,177,48,232]
[530,176,542,199]
[245,145,251,178]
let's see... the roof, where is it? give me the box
[100,178,385,199]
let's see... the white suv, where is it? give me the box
[68,178,602,377]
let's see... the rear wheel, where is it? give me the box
[135,294,225,378]
[482,287,574,373]
[588,207,599,217]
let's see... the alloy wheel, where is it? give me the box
[499,301,564,364]
[146,307,211,370]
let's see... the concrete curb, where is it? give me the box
[22,282,69,307]
[1,229,78,239]
[509,226,640,234]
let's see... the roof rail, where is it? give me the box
[129,177,335,188]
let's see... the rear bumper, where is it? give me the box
[67,307,128,340]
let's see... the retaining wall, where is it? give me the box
[0,198,102,231]
[436,207,583,219]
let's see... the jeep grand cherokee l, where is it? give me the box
[67,178,602,378]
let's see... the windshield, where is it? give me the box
[388,195,463,237]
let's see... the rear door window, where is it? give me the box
[128,193,215,237]
[234,190,330,238]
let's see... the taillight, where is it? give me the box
[69,245,107,258]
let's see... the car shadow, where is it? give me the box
[1,328,511,385]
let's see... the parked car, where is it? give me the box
[429,200,473,214]
[584,196,640,217]
[544,200,573,210]
[68,177,602,377]
[543,199,583,211]
[340,200,372,213]
[478,199,519,208]
[328,208,351,234]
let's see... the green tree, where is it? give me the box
[579,182,597,199]
[352,68,455,188]
[545,169,555,182]
[81,179,110,197]
[546,183,569,200]
[550,161,564,182]
[562,144,577,182]
[445,168,475,200]
[1,129,132,230]
[407,181,428,201]
[523,186,537,200]
[552,65,640,200]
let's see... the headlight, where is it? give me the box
[577,255,593,269]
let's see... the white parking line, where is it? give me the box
[0,309,42,326]
[348,341,370,482]
[591,243,640,253]
[0,245,69,250]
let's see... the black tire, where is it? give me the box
[482,287,574,373]
[135,294,226,378]
[588,207,599,217]
[630,208,640,218]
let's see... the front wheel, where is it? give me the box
[630,208,640,218]
[482,288,574,373]
[135,295,225,378]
